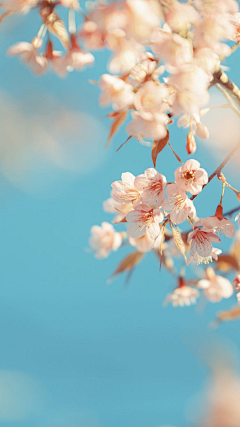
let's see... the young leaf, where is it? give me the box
[151,130,169,167]
[45,12,69,48]
[108,251,144,283]
[170,222,187,263]
[105,111,127,147]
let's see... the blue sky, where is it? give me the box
[1,5,240,427]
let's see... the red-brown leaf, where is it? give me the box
[106,111,127,147]
[216,254,239,272]
[151,130,169,167]
[108,251,144,283]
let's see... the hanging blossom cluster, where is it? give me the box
[3,0,240,319]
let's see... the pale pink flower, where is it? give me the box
[177,112,210,139]
[165,285,200,307]
[134,81,170,120]
[79,20,105,50]
[103,197,133,222]
[89,222,122,258]
[134,168,167,207]
[197,267,233,302]
[4,0,37,13]
[7,38,48,75]
[195,0,238,16]
[164,1,200,32]
[126,111,168,141]
[108,39,143,74]
[162,184,196,224]
[189,247,222,265]
[126,204,164,239]
[111,172,141,205]
[99,74,134,111]
[233,274,240,291]
[126,0,162,41]
[129,234,154,253]
[151,26,193,71]
[231,12,240,41]
[196,207,235,238]
[64,49,95,72]
[167,64,210,115]
[193,15,235,55]
[175,159,208,195]
[129,52,160,83]
[194,48,220,76]
[188,227,221,258]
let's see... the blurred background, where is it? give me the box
[1,4,240,427]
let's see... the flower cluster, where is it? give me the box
[2,0,240,317]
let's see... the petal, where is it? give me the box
[128,223,147,238]
[121,172,136,186]
[134,174,149,191]
[147,223,160,240]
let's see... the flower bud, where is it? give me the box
[186,132,196,154]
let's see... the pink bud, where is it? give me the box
[186,132,196,155]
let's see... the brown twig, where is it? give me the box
[191,141,240,201]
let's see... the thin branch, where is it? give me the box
[191,141,240,201]
[215,83,240,117]
[212,69,240,108]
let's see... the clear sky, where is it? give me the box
[1,5,240,427]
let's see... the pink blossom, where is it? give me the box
[167,64,210,115]
[7,38,48,75]
[162,184,196,224]
[108,39,143,74]
[175,159,208,195]
[126,204,164,239]
[80,20,105,50]
[198,267,233,302]
[4,0,38,13]
[134,81,170,120]
[164,1,200,33]
[231,13,240,41]
[233,274,240,291]
[63,49,95,72]
[134,168,167,207]
[129,234,154,253]
[111,172,141,205]
[188,227,221,258]
[103,197,133,222]
[189,247,222,265]
[125,0,162,41]
[99,74,134,111]
[126,111,168,142]
[177,112,210,139]
[89,222,122,258]
[151,26,193,71]
[196,206,235,238]
[165,285,200,307]
[129,52,160,83]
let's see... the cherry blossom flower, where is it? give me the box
[177,112,210,139]
[197,267,233,302]
[134,81,170,120]
[111,172,141,205]
[89,222,122,258]
[233,274,240,291]
[134,168,167,207]
[187,226,221,258]
[98,74,134,111]
[175,159,208,195]
[151,26,193,71]
[126,204,164,239]
[129,234,154,253]
[129,52,160,83]
[162,184,196,224]
[189,247,222,265]
[126,111,168,142]
[196,205,235,238]
[80,20,105,50]
[165,282,200,307]
[4,0,38,13]
[167,64,210,115]
[103,197,133,222]
[164,0,200,33]
[7,38,48,75]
